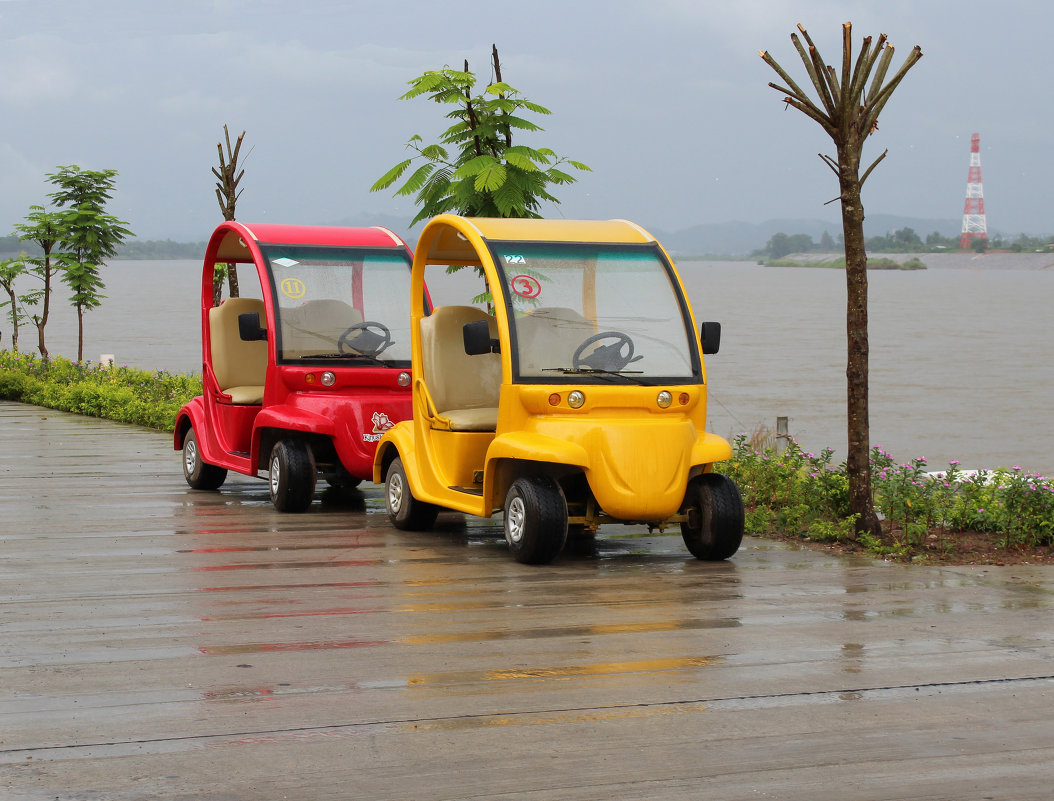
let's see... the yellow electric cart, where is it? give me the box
[373,215,742,564]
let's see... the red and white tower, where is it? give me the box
[960,133,988,249]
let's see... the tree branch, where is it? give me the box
[860,148,888,187]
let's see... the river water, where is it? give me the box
[14,256,1054,475]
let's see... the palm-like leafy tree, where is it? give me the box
[372,45,589,226]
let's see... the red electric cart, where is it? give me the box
[174,221,421,511]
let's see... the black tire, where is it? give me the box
[321,469,364,507]
[326,473,362,490]
[182,427,227,490]
[385,457,439,531]
[680,472,744,560]
[504,475,568,565]
[269,439,316,513]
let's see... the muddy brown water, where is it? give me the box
[18,254,1054,475]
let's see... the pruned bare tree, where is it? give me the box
[211,125,246,304]
[761,23,923,537]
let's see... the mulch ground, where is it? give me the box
[759,529,1054,566]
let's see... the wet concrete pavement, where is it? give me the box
[2,400,1053,800]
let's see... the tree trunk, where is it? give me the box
[227,263,240,298]
[212,267,224,307]
[838,152,882,538]
[36,258,53,359]
[76,303,84,363]
[4,290,17,351]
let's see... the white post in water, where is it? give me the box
[776,416,790,455]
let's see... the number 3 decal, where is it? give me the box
[512,275,541,298]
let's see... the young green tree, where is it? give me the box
[12,205,66,359]
[372,45,589,225]
[761,23,923,537]
[0,252,32,351]
[211,125,247,305]
[47,165,134,362]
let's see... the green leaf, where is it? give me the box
[370,159,413,192]
[485,81,516,96]
[492,177,526,217]
[519,100,552,115]
[504,147,539,171]
[397,163,437,196]
[418,143,449,161]
[544,168,574,185]
[501,115,544,133]
[453,154,497,179]
[473,162,507,193]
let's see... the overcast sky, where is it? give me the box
[1,0,1049,241]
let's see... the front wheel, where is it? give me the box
[182,427,227,490]
[385,457,439,531]
[680,473,744,560]
[269,440,316,513]
[504,476,568,565]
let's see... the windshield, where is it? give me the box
[261,245,414,366]
[489,242,700,384]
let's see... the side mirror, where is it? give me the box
[700,321,721,355]
[238,312,268,342]
[463,319,500,355]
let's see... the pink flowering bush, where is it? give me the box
[726,434,1054,557]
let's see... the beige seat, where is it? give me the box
[280,299,363,358]
[515,307,594,376]
[209,297,267,404]
[419,305,501,431]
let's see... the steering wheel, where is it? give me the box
[338,321,392,357]
[572,331,642,371]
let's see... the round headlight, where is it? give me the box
[567,390,586,409]
[657,390,673,408]
[397,371,411,387]
[321,371,336,387]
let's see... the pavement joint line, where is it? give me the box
[4,672,1053,757]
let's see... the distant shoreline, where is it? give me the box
[679,252,1054,270]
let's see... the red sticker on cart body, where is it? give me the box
[512,275,541,298]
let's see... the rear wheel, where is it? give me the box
[269,439,316,513]
[680,473,744,560]
[326,472,362,490]
[504,476,568,565]
[385,457,439,531]
[182,428,227,490]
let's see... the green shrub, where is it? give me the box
[0,350,201,432]
[724,434,1054,557]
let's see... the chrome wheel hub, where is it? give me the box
[184,440,198,474]
[388,472,404,515]
[506,496,526,544]
[270,456,281,496]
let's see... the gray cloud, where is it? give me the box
[1,0,1049,241]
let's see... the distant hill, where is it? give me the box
[331,212,965,258]
[0,214,974,260]
[645,214,962,257]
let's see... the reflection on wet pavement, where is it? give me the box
[2,402,1053,798]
